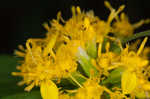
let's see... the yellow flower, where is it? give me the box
[64,6,96,42]
[120,37,148,70]
[112,13,134,37]
[74,78,103,99]
[12,30,78,99]
[94,42,120,77]
[112,13,150,37]
[12,38,78,86]
[119,37,149,94]
[12,1,150,98]
[92,1,125,43]
[54,40,82,77]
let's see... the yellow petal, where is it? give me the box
[40,80,58,99]
[121,70,137,94]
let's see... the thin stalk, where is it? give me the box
[121,30,150,44]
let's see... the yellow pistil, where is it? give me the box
[137,37,148,55]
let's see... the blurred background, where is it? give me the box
[0,0,150,54]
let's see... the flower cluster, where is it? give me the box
[12,1,150,99]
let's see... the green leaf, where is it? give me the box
[110,42,121,54]
[101,38,121,54]
[101,91,110,99]
[0,55,24,97]
[1,91,41,99]
[58,72,86,89]
[58,78,77,90]
[102,67,124,85]
[77,47,98,77]
[68,72,86,87]
[86,39,97,59]
[102,38,108,53]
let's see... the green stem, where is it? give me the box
[121,30,150,44]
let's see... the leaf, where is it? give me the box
[1,91,41,99]
[110,42,121,54]
[86,39,97,59]
[102,38,121,54]
[68,72,86,87]
[77,47,98,77]
[102,67,124,85]
[102,38,108,53]
[101,91,110,99]
[0,55,25,97]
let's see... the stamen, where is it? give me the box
[137,37,148,55]
[76,6,81,14]
[133,19,150,29]
[26,39,38,65]
[18,45,25,51]
[103,86,113,94]
[116,5,125,15]
[24,82,35,91]
[43,32,58,59]
[71,6,76,17]
[104,1,113,11]
[57,11,65,23]
[43,23,50,32]
[98,43,102,58]
[14,50,25,57]
[106,42,110,53]
[106,1,125,24]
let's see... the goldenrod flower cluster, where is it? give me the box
[12,1,150,99]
